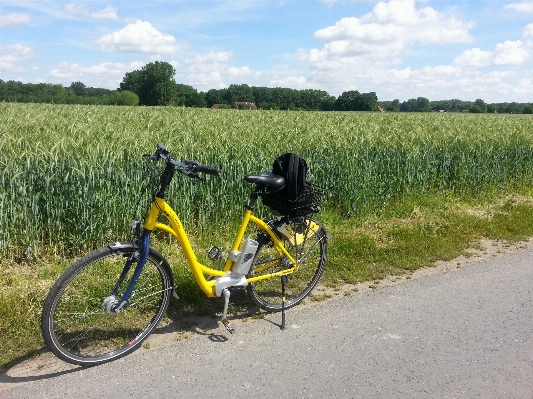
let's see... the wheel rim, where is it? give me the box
[248,223,326,311]
[48,252,170,363]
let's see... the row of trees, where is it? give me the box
[0,80,139,106]
[381,97,533,114]
[1,61,532,113]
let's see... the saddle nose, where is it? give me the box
[243,172,285,189]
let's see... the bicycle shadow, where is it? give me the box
[0,303,273,392]
[147,300,277,346]
[0,317,205,392]
[0,350,81,391]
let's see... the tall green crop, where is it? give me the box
[1,103,533,259]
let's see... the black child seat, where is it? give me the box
[260,153,322,217]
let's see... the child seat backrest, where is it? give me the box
[262,153,320,217]
[271,153,309,201]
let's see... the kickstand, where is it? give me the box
[221,289,235,334]
[281,275,288,330]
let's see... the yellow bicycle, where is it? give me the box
[41,144,328,366]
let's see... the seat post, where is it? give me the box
[246,187,261,210]
[243,173,285,211]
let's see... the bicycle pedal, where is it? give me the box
[208,246,222,261]
[222,319,235,334]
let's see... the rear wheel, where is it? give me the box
[246,217,327,312]
[41,245,172,366]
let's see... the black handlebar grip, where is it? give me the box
[195,165,221,176]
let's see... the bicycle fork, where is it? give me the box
[104,229,153,315]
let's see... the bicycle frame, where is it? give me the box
[141,196,298,298]
[112,147,314,313]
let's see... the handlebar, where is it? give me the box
[144,143,221,178]
[182,159,221,176]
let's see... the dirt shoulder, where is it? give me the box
[318,237,533,297]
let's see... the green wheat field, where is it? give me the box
[1,102,533,368]
[2,103,533,260]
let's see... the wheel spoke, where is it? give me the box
[42,246,172,366]
[247,217,327,312]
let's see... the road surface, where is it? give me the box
[2,248,532,398]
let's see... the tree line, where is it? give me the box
[1,61,532,113]
[380,97,533,114]
[0,80,139,106]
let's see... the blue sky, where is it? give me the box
[1,0,532,103]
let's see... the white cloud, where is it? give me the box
[179,58,230,90]
[186,62,226,74]
[269,76,310,89]
[493,40,530,65]
[178,49,261,90]
[514,77,533,95]
[414,65,462,78]
[314,0,473,45]
[303,0,473,70]
[294,0,476,97]
[186,51,233,63]
[318,0,339,6]
[0,13,32,28]
[453,48,493,67]
[386,67,413,81]
[184,70,226,90]
[227,66,261,79]
[65,3,119,21]
[454,39,531,67]
[65,4,85,15]
[90,6,119,21]
[96,21,185,54]
[0,44,34,71]
[492,74,533,99]
[523,23,533,39]
[504,1,533,14]
[47,61,144,88]
[378,67,533,103]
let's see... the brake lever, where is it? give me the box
[194,174,206,183]
[183,159,199,166]
[179,169,206,183]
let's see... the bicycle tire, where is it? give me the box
[41,244,173,366]
[246,217,327,312]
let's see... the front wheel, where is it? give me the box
[247,217,328,312]
[41,244,173,366]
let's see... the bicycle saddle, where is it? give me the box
[244,172,285,189]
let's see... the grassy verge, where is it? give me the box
[324,188,533,285]
[3,187,533,369]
